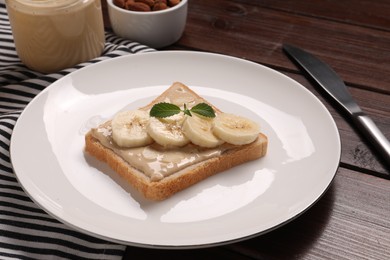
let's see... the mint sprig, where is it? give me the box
[150,102,216,118]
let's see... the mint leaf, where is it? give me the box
[149,102,181,118]
[149,102,215,119]
[191,103,216,118]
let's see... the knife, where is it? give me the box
[283,44,390,170]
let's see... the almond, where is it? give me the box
[113,0,126,8]
[168,0,180,7]
[126,1,151,11]
[135,0,155,7]
[153,2,168,11]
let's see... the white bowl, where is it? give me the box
[107,0,188,48]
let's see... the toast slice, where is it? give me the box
[85,82,268,201]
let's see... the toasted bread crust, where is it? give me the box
[84,82,268,201]
[85,132,267,200]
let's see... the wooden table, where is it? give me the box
[102,1,390,259]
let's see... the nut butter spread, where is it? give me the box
[91,122,229,181]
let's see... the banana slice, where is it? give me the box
[213,113,260,145]
[183,114,224,148]
[159,113,186,124]
[111,110,154,148]
[147,115,190,147]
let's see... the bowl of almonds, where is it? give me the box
[107,0,188,48]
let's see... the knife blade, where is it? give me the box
[283,44,390,170]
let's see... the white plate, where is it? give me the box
[10,51,340,248]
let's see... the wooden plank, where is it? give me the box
[176,0,390,93]
[241,0,390,30]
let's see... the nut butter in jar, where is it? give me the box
[6,0,105,73]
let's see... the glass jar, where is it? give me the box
[6,0,105,73]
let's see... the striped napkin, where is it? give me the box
[0,1,154,258]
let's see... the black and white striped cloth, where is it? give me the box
[0,1,155,258]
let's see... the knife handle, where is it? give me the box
[353,113,390,168]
